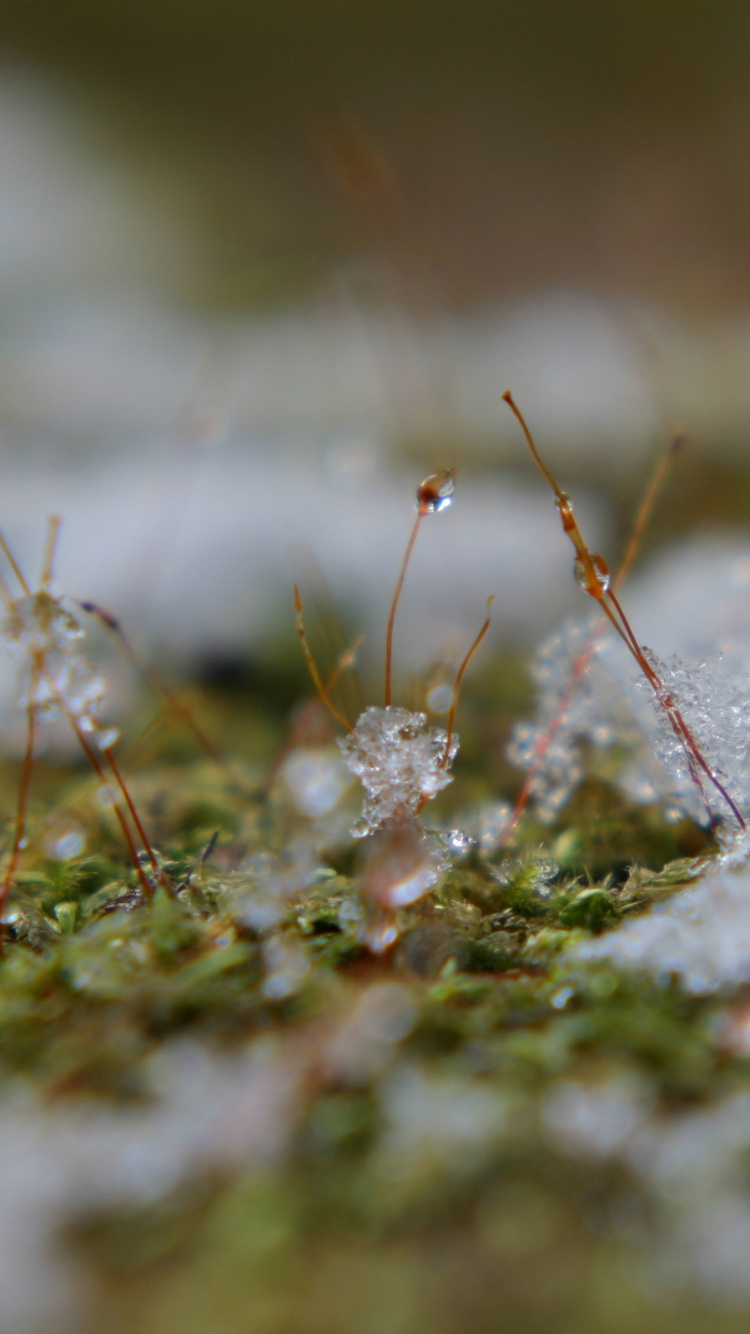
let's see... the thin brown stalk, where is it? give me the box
[503,390,746,831]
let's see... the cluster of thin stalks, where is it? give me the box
[294,467,492,768]
[502,391,746,835]
[0,397,743,954]
[0,520,174,934]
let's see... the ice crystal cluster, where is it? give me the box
[508,608,750,828]
[338,705,458,835]
[639,648,750,826]
[507,616,652,822]
[576,852,750,994]
[2,592,117,747]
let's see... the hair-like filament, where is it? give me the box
[385,512,423,708]
[501,427,687,844]
[1,683,38,914]
[441,596,494,768]
[503,391,745,831]
[294,585,354,732]
[64,710,154,898]
[77,599,228,773]
[385,468,455,706]
[40,516,61,591]
[616,430,686,586]
[0,527,30,596]
[0,525,166,923]
[268,631,364,792]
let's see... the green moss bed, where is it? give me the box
[0,656,746,1334]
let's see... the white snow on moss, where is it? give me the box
[576,851,750,994]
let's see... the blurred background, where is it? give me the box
[1,0,750,704]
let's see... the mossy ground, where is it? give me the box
[0,652,741,1334]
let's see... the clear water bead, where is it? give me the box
[364,911,400,955]
[360,822,446,907]
[443,829,474,856]
[47,828,86,861]
[95,726,120,751]
[95,785,117,810]
[426,683,454,714]
[281,746,349,818]
[417,468,455,515]
[573,553,610,594]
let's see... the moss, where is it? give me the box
[0,654,744,1334]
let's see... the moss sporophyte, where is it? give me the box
[0,518,169,924]
[295,468,493,952]
[0,407,747,971]
[503,391,747,838]
[3,406,750,1334]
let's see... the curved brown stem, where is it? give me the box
[441,597,494,767]
[503,389,746,831]
[66,715,153,898]
[0,696,37,929]
[294,586,353,731]
[385,512,422,707]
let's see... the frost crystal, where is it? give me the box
[2,591,114,745]
[637,648,750,826]
[338,705,459,835]
[576,857,750,994]
[506,616,647,822]
[507,601,750,828]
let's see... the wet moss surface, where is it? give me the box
[0,658,744,1334]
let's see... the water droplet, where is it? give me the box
[48,828,85,861]
[551,986,574,1010]
[360,823,444,908]
[573,553,610,593]
[426,684,453,714]
[53,901,78,933]
[95,785,116,810]
[664,804,685,824]
[444,829,474,856]
[95,726,120,751]
[338,898,363,927]
[262,938,310,999]
[281,747,349,818]
[417,468,455,515]
[364,910,399,954]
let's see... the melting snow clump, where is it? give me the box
[3,591,119,750]
[576,853,750,994]
[507,616,648,821]
[638,648,750,826]
[338,705,458,835]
